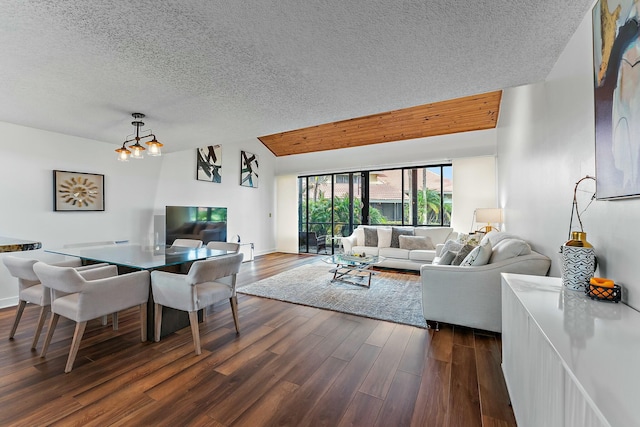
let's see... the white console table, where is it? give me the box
[501,273,640,427]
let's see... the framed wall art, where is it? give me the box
[53,170,105,211]
[240,150,259,188]
[196,145,222,183]
[593,0,640,199]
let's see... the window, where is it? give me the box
[298,165,452,253]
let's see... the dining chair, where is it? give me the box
[205,241,240,253]
[2,256,109,350]
[150,252,244,355]
[33,262,150,373]
[171,239,203,248]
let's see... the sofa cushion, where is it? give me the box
[414,227,453,244]
[481,231,518,247]
[363,227,378,247]
[399,235,434,250]
[354,228,365,246]
[490,238,532,263]
[351,245,379,256]
[461,240,493,266]
[409,249,437,262]
[433,250,456,265]
[379,247,410,260]
[391,227,414,248]
[377,227,392,248]
[452,244,475,265]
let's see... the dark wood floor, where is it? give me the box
[0,253,516,426]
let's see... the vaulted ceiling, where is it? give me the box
[0,1,594,155]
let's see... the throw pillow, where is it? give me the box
[440,239,463,256]
[399,235,435,250]
[489,238,531,263]
[434,250,456,265]
[377,227,392,248]
[452,244,474,265]
[461,240,493,266]
[390,227,414,248]
[363,227,378,247]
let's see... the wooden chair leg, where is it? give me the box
[112,312,119,331]
[140,303,147,342]
[154,304,163,342]
[40,313,60,358]
[9,300,27,339]
[188,311,201,355]
[230,296,240,334]
[65,321,87,373]
[31,305,50,350]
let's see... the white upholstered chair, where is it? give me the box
[205,241,240,253]
[2,256,108,349]
[33,262,150,373]
[150,252,244,355]
[171,239,203,248]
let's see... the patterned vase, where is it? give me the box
[560,231,596,292]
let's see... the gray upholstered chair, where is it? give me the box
[205,241,240,253]
[33,262,150,373]
[2,256,108,350]
[171,239,203,248]
[150,252,244,355]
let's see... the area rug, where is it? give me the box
[237,263,427,328]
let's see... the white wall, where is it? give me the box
[498,10,640,309]
[0,122,161,306]
[451,156,497,233]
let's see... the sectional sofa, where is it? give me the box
[341,225,457,270]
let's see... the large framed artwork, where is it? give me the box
[197,145,222,183]
[593,0,640,199]
[53,170,104,211]
[240,150,259,188]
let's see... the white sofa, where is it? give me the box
[341,225,457,270]
[420,231,551,332]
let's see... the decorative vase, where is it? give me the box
[560,231,596,292]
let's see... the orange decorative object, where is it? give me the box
[590,277,614,288]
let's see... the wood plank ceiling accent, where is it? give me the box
[258,90,502,157]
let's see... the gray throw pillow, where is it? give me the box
[452,244,474,265]
[399,235,435,250]
[363,227,378,247]
[390,227,414,248]
[434,250,456,265]
[441,239,464,255]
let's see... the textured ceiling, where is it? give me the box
[0,1,594,154]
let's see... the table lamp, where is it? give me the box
[475,208,503,232]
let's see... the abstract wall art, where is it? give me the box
[593,0,640,199]
[240,150,259,188]
[196,145,222,183]
[53,170,104,211]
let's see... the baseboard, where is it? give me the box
[0,296,18,310]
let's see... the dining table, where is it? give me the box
[45,243,235,340]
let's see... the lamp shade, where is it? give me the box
[476,208,503,224]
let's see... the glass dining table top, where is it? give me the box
[46,243,231,270]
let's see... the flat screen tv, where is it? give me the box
[165,206,227,246]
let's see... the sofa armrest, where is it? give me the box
[342,234,357,252]
[420,252,551,332]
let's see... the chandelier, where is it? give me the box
[115,113,163,161]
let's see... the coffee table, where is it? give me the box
[323,254,385,287]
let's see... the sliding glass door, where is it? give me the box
[298,164,451,254]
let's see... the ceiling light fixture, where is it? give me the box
[115,113,163,161]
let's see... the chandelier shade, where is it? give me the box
[116,113,163,161]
